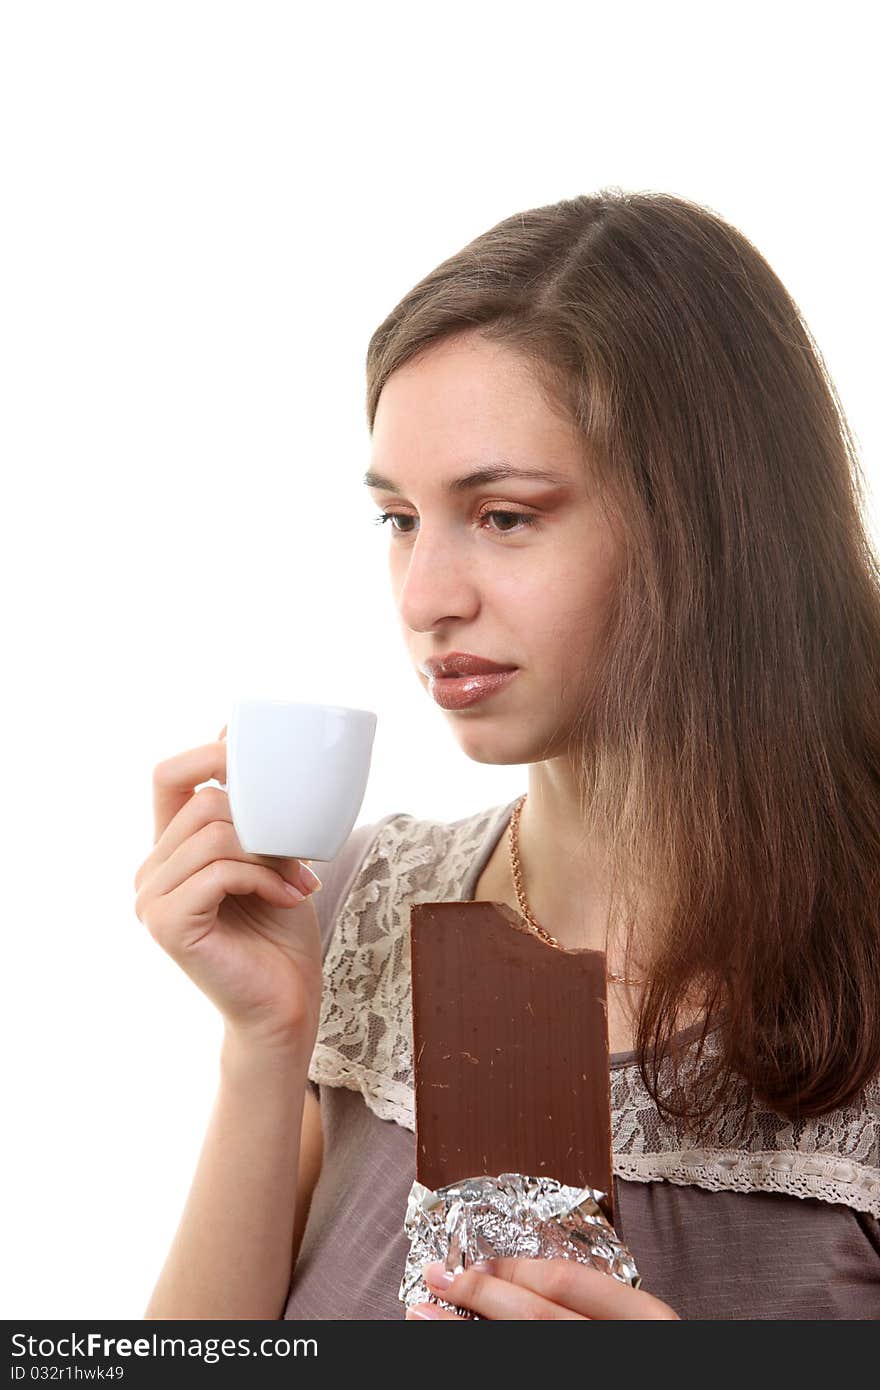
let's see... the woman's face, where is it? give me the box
[366,332,622,765]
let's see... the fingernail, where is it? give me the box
[423,1260,454,1288]
[407,1303,441,1319]
[284,882,306,900]
[299,865,323,892]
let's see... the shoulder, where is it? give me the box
[362,800,512,888]
[309,799,512,960]
[613,1041,880,1218]
[342,798,513,916]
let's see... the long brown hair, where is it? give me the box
[364,188,880,1136]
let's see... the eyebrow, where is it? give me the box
[362,463,572,493]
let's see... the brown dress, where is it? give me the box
[283,799,880,1320]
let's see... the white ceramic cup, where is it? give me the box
[224,698,377,861]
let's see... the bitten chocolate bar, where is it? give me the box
[410,900,614,1223]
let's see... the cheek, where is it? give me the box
[534,581,614,689]
[536,574,608,638]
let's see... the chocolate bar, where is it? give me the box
[410,900,614,1223]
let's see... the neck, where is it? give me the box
[513,761,632,962]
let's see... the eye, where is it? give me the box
[372,508,538,537]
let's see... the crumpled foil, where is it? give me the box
[398,1172,641,1318]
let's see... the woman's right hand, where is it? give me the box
[133,726,325,1051]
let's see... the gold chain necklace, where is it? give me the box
[507,793,641,986]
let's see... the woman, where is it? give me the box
[136,189,880,1320]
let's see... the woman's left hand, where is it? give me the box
[405,1257,681,1320]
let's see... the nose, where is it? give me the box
[394,524,480,635]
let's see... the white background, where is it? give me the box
[1,1,876,1318]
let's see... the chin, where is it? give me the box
[449,725,537,767]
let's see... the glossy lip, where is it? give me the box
[422,650,519,678]
[427,667,520,710]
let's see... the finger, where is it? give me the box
[136,782,316,898]
[405,1303,465,1321]
[144,785,231,884]
[428,1257,665,1320]
[136,804,315,910]
[152,740,228,845]
[423,1262,583,1321]
[138,858,313,951]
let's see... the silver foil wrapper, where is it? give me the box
[398,1172,641,1318]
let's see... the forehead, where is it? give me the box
[375,334,542,417]
[370,335,582,477]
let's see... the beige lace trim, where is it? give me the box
[308,804,880,1219]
